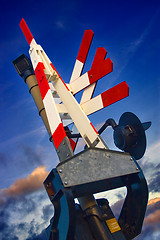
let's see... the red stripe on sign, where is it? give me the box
[69,139,76,151]
[101,81,129,108]
[20,18,34,45]
[52,123,67,149]
[50,63,70,91]
[88,47,113,84]
[34,62,50,100]
[90,122,98,134]
[77,30,94,63]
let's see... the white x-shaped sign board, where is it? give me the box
[20,19,129,152]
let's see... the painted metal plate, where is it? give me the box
[57,148,139,187]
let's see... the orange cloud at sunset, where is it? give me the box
[148,197,160,205]
[143,197,160,226]
[1,166,49,197]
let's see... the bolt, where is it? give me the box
[136,167,139,170]
[67,153,70,157]
[64,181,68,185]
[59,169,62,173]
[130,157,133,161]
[46,182,51,187]
[90,75,93,78]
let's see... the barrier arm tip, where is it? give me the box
[20,18,34,45]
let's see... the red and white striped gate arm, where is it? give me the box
[20,19,67,150]
[56,81,129,117]
[70,29,93,83]
[69,47,113,95]
[69,29,96,104]
[20,19,108,150]
[50,64,108,149]
[81,81,129,115]
[69,29,94,148]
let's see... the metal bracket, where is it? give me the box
[118,162,148,239]
[44,169,76,240]
[57,148,139,188]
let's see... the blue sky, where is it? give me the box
[0,0,160,239]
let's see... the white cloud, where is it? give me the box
[145,141,160,163]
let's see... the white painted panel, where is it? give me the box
[43,90,61,135]
[56,104,68,113]
[81,95,103,116]
[80,83,96,104]
[30,47,42,70]
[30,38,37,47]
[69,72,90,94]
[70,60,83,83]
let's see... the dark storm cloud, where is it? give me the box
[148,163,160,193]
[42,204,54,221]
[132,198,160,240]
[139,159,155,173]
[26,230,47,240]
[0,195,39,239]
[0,192,48,240]
[139,158,160,194]
[28,219,39,238]
[0,195,37,221]
[111,197,160,240]
[149,175,160,192]
[1,235,19,240]
[0,222,8,232]
[135,226,155,240]
[22,145,43,164]
[15,196,37,215]
[0,217,19,240]
[0,207,10,220]
[0,220,37,240]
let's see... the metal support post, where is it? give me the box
[14,66,124,239]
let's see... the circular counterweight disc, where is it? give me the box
[118,112,146,160]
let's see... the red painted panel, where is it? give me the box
[52,123,67,149]
[35,62,50,100]
[88,47,113,84]
[69,138,76,151]
[20,18,33,45]
[101,81,129,108]
[77,30,94,63]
